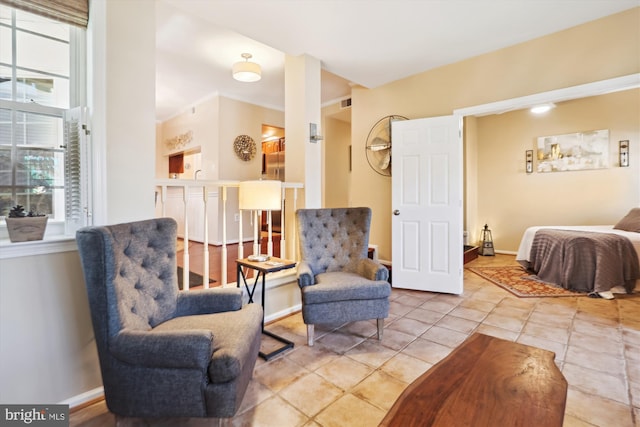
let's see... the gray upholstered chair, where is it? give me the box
[76,218,262,419]
[295,207,391,346]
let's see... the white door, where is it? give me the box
[391,115,463,294]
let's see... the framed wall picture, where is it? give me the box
[536,129,609,173]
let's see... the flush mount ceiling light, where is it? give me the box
[232,53,261,82]
[530,103,556,114]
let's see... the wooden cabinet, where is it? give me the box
[262,137,285,154]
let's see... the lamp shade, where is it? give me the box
[232,53,261,82]
[239,180,281,211]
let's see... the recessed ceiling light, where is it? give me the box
[530,103,555,114]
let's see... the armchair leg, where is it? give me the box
[307,324,315,346]
[377,318,384,340]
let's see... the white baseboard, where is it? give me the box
[265,303,302,324]
[60,386,104,409]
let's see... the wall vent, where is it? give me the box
[340,98,352,109]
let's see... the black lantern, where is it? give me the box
[479,224,495,256]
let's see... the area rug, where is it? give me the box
[467,266,584,298]
[177,266,215,290]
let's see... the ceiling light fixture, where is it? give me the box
[530,103,555,114]
[232,53,261,82]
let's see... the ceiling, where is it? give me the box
[156,0,638,122]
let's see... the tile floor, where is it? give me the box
[74,254,640,427]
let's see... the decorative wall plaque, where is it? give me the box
[165,130,193,151]
[233,135,256,161]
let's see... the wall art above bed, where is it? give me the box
[536,129,609,173]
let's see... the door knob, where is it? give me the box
[393,210,400,216]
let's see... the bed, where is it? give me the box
[516,208,640,298]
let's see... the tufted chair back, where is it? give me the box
[77,218,179,340]
[296,207,371,275]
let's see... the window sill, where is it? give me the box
[0,235,78,259]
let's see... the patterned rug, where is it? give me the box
[467,266,584,298]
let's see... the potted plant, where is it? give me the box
[4,205,48,242]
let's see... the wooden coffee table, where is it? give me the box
[380,333,567,427]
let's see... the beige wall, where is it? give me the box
[323,115,351,208]
[350,7,640,260]
[218,97,284,243]
[476,89,639,251]
[158,96,220,180]
[157,95,284,243]
[159,95,284,181]
[155,122,166,177]
[0,251,98,403]
[463,116,479,246]
[99,0,156,225]
[218,96,284,181]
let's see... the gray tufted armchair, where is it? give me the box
[76,218,262,419]
[296,207,391,346]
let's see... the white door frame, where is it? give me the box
[454,74,639,117]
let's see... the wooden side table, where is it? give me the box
[236,257,297,360]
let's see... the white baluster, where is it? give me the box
[182,184,190,291]
[238,209,244,261]
[267,210,273,257]
[221,185,228,286]
[292,186,299,261]
[279,186,286,259]
[161,185,167,217]
[202,184,210,288]
[253,210,260,257]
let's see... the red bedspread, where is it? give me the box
[529,229,640,293]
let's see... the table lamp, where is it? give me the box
[239,180,282,261]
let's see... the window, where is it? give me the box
[0,5,88,239]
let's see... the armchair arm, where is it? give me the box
[296,260,315,287]
[176,287,242,316]
[356,258,389,281]
[110,329,213,369]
